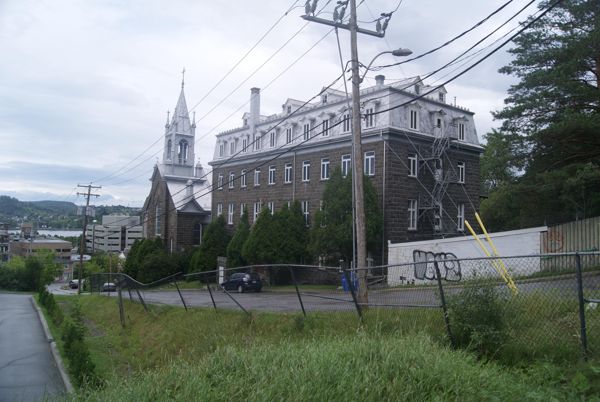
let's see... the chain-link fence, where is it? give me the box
[90,251,600,361]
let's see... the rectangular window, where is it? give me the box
[254,168,261,186]
[270,131,276,148]
[302,160,310,182]
[303,123,310,141]
[408,154,418,177]
[457,204,465,231]
[458,123,465,141]
[230,141,236,155]
[217,203,223,217]
[364,151,375,176]
[219,143,224,157]
[343,114,351,133]
[284,163,292,183]
[301,201,310,226]
[365,108,374,128]
[341,154,351,177]
[217,173,223,190]
[286,127,293,144]
[458,162,465,184]
[268,165,276,185]
[267,201,275,215]
[322,119,329,137]
[410,109,418,130]
[228,172,235,189]
[439,92,445,103]
[240,203,246,217]
[155,206,161,235]
[228,203,234,225]
[242,138,248,153]
[254,134,261,151]
[408,199,418,230]
[321,158,330,180]
[253,202,261,222]
[240,169,247,188]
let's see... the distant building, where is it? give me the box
[9,238,72,265]
[141,79,211,252]
[86,215,143,253]
[0,223,9,262]
[210,76,482,261]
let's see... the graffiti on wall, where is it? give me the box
[412,250,462,282]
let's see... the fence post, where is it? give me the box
[434,260,454,347]
[135,287,148,312]
[575,252,589,361]
[289,266,306,316]
[343,263,363,321]
[204,273,218,312]
[173,281,188,311]
[117,286,126,328]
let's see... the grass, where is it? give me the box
[44,293,600,400]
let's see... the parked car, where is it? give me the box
[69,279,85,289]
[221,273,262,293]
[102,282,117,292]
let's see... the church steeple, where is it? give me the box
[162,72,196,169]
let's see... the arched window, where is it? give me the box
[167,140,172,160]
[192,223,202,245]
[178,140,188,164]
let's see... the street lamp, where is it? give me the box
[360,47,412,83]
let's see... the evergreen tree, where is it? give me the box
[226,211,250,267]
[242,208,279,264]
[190,215,230,272]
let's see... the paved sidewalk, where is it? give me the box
[0,293,65,402]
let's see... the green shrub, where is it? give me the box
[447,282,508,358]
[38,288,63,325]
[62,317,99,387]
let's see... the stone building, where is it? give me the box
[210,76,483,260]
[141,80,211,252]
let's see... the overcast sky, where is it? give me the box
[0,0,536,207]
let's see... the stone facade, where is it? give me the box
[210,76,483,261]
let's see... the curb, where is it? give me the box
[30,296,74,394]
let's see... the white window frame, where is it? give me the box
[365,108,374,128]
[227,203,234,225]
[219,143,224,157]
[267,201,275,215]
[322,119,329,137]
[217,173,223,190]
[228,172,235,189]
[301,201,310,226]
[240,203,246,217]
[284,163,292,184]
[270,131,276,148]
[302,160,310,182]
[341,154,351,177]
[408,199,418,230]
[321,158,330,180]
[254,168,261,186]
[342,114,351,133]
[240,169,247,188]
[217,203,223,217]
[409,109,419,130]
[303,123,310,141]
[242,138,248,153]
[268,165,276,185]
[457,203,465,231]
[458,162,465,184]
[408,154,418,178]
[458,123,465,141]
[230,141,236,155]
[286,127,293,144]
[364,151,375,176]
[253,202,261,222]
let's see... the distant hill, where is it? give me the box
[0,195,141,229]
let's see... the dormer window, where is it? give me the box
[243,118,248,126]
[439,92,445,103]
[415,84,420,95]
[219,143,224,157]
[322,94,328,104]
[287,105,292,114]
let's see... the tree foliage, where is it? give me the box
[242,208,279,265]
[190,215,230,272]
[309,169,382,263]
[0,253,57,291]
[482,0,600,230]
[226,211,250,267]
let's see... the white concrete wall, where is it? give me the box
[387,226,547,285]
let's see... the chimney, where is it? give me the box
[250,87,260,130]
[375,75,385,87]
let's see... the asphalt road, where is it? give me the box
[0,293,65,402]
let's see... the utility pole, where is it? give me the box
[77,184,101,294]
[303,1,390,305]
